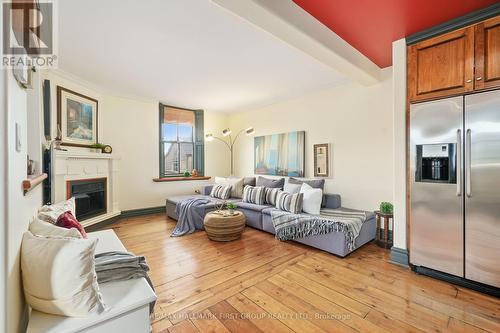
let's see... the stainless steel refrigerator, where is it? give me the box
[410,89,500,289]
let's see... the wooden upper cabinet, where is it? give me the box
[474,16,500,90]
[408,27,475,102]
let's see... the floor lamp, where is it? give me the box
[205,127,255,176]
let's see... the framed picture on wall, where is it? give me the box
[313,143,330,177]
[57,86,98,147]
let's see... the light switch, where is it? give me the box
[15,123,21,152]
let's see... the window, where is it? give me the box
[159,104,204,177]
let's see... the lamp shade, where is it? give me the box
[222,128,232,136]
[205,134,214,141]
[245,127,255,135]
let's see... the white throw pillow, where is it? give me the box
[215,177,244,198]
[21,231,106,317]
[300,183,323,215]
[38,197,76,224]
[283,181,301,194]
[29,218,83,239]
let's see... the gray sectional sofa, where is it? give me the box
[165,178,376,257]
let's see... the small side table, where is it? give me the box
[204,210,246,242]
[375,211,393,249]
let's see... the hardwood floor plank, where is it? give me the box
[168,320,199,333]
[190,309,230,333]
[209,300,263,333]
[242,286,328,333]
[226,293,294,333]
[102,214,500,333]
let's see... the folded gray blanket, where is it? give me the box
[271,209,366,251]
[171,197,211,237]
[94,251,155,313]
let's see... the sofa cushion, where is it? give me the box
[210,185,232,199]
[256,176,284,189]
[237,201,272,212]
[289,177,325,190]
[21,232,106,317]
[264,187,280,205]
[300,183,322,215]
[242,185,265,205]
[243,177,256,187]
[275,191,303,214]
[262,207,277,216]
[215,177,244,198]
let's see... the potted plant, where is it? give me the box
[380,202,394,215]
[226,202,237,215]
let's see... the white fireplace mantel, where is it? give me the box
[53,149,121,227]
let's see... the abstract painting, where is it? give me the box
[57,86,98,147]
[254,131,305,177]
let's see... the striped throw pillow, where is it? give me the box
[210,185,232,200]
[264,187,280,206]
[242,186,265,205]
[275,191,304,214]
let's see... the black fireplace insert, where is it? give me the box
[67,178,107,221]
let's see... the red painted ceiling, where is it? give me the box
[293,0,499,68]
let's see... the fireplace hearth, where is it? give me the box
[67,178,107,221]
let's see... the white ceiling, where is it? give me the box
[57,0,347,112]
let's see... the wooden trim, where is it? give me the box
[23,173,48,194]
[57,86,99,148]
[153,176,211,182]
[474,16,500,90]
[406,3,500,45]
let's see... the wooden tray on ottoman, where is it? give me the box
[204,210,246,242]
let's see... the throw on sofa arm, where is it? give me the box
[200,185,214,196]
[322,194,341,209]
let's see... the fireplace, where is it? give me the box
[67,178,107,221]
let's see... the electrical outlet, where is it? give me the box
[15,123,21,152]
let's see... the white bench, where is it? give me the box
[27,230,157,333]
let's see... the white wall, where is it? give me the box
[5,69,44,333]
[42,71,230,211]
[100,95,229,210]
[227,68,394,211]
[392,39,407,250]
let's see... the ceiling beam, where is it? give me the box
[212,0,382,85]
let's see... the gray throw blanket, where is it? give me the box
[94,251,155,313]
[171,197,211,237]
[271,209,366,251]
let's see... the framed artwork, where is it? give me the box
[313,143,330,177]
[254,131,305,177]
[57,86,98,147]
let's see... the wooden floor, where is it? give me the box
[108,213,500,333]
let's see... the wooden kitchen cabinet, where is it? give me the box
[474,16,500,90]
[408,26,475,102]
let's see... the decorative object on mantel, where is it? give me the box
[191,169,199,177]
[205,127,255,175]
[313,143,330,177]
[375,205,394,249]
[23,173,48,195]
[254,131,305,177]
[102,145,112,154]
[183,170,191,177]
[27,155,36,175]
[57,86,98,148]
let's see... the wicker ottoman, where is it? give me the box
[204,210,246,242]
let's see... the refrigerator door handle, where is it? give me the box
[466,129,472,197]
[456,129,462,196]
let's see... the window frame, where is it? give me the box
[159,103,203,178]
